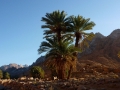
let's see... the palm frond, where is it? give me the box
[79,33,95,51]
[38,41,51,54]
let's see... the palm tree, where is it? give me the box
[66,15,95,79]
[39,11,95,79]
[38,36,80,79]
[41,10,72,44]
[70,15,95,48]
[40,11,76,79]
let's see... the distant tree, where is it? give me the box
[3,72,10,79]
[0,69,3,79]
[30,66,44,79]
[118,51,120,58]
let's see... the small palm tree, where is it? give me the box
[38,36,80,79]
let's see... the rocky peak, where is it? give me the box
[109,29,120,38]
[78,32,105,58]
[78,29,120,69]
[0,63,28,71]
[31,56,45,66]
[95,32,105,38]
[89,32,105,47]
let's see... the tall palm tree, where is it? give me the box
[66,15,95,79]
[41,10,72,44]
[38,36,80,79]
[70,15,95,48]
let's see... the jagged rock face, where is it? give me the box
[78,29,120,69]
[30,56,45,67]
[5,67,29,79]
[108,29,120,38]
[78,32,106,58]
[0,64,29,79]
[95,32,105,38]
[0,63,28,71]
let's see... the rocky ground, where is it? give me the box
[0,72,120,90]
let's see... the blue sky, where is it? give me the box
[0,0,120,66]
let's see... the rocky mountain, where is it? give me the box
[78,29,120,69]
[109,29,120,38]
[78,32,106,56]
[31,56,45,66]
[0,63,28,71]
[0,63,29,79]
[0,58,46,78]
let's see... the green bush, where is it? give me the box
[0,69,3,79]
[3,72,10,79]
[30,66,44,79]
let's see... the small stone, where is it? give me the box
[0,85,5,90]
[77,85,87,90]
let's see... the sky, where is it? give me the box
[0,0,120,66]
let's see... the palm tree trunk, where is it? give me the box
[67,65,72,79]
[67,32,81,80]
[75,35,80,47]
[58,67,64,79]
[57,59,65,79]
[74,37,79,56]
[75,32,82,47]
[57,30,61,44]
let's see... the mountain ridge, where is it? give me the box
[1,29,120,78]
[78,29,120,69]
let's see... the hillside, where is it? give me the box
[78,29,120,69]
